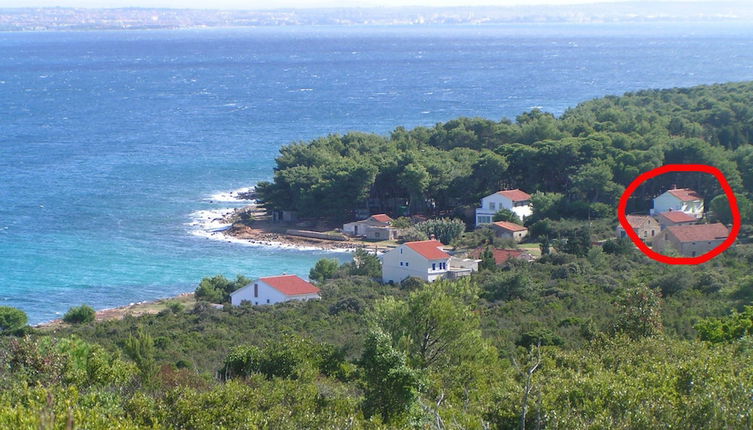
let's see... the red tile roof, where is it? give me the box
[667,188,703,202]
[405,240,450,260]
[496,189,531,201]
[625,215,657,229]
[259,275,320,296]
[469,248,532,265]
[657,211,696,223]
[666,223,729,243]
[368,214,393,223]
[492,221,528,232]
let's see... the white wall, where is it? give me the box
[382,244,448,283]
[476,193,532,225]
[652,192,703,218]
[230,280,319,306]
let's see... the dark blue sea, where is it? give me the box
[2,23,753,323]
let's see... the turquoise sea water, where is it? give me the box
[2,23,753,323]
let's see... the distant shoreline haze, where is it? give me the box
[2,2,753,31]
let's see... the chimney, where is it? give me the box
[672,184,677,189]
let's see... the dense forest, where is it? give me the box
[3,82,753,429]
[257,81,753,223]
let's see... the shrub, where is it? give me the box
[399,227,428,242]
[63,305,96,324]
[195,274,251,303]
[493,208,522,224]
[309,258,340,282]
[517,328,564,348]
[414,218,466,244]
[167,301,185,314]
[0,306,28,333]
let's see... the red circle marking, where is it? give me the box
[617,164,740,265]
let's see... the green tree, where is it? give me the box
[123,328,157,383]
[309,258,340,282]
[493,208,522,224]
[555,227,592,257]
[614,286,663,339]
[399,162,430,213]
[709,193,753,224]
[371,278,489,370]
[479,246,497,271]
[194,274,250,303]
[360,329,420,423]
[63,305,95,324]
[0,306,28,333]
[349,248,381,278]
[414,218,466,245]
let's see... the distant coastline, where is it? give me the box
[3,2,753,32]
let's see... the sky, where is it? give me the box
[0,0,711,10]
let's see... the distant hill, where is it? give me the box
[2,1,753,31]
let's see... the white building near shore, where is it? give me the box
[230,274,320,306]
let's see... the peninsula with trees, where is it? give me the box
[2,81,753,428]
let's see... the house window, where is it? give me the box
[400,248,403,254]
[255,301,258,305]
[400,262,403,266]
[254,284,258,298]
[478,215,492,224]
[267,299,270,303]
[652,230,655,236]
[432,263,436,270]
[406,262,409,267]
[489,202,496,210]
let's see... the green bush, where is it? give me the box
[63,305,96,324]
[195,274,251,303]
[309,258,340,282]
[0,306,28,333]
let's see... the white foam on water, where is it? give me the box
[205,186,256,203]
[190,227,353,253]
[186,208,235,232]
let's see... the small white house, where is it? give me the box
[475,189,532,226]
[230,274,320,306]
[651,188,704,219]
[343,214,399,240]
[381,240,478,284]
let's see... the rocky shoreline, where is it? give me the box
[213,203,392,252]
[36,293,196,330]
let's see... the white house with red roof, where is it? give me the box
[491,221,529,241]
[381,240,478,284]
[230,274,320,306]
[653,223,729,257]
[343,214,399,240]
[651,188,704,219]
[475,189,532,226]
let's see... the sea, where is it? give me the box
[2,22,753,324]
